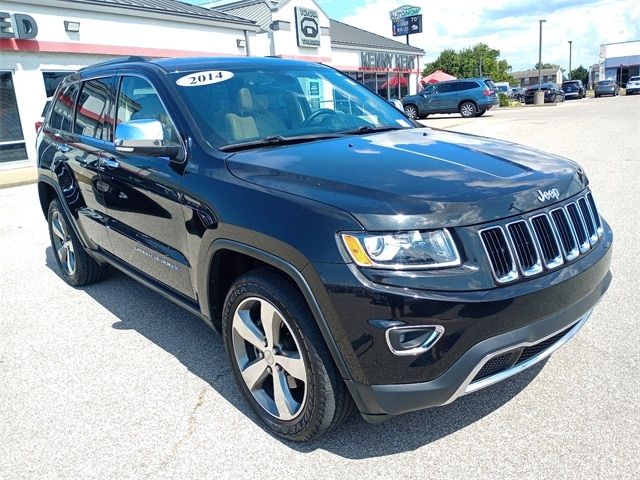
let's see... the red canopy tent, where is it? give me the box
[421,70,456,84]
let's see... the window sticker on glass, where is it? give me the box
[176,71,234,87]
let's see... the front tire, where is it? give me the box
[459,101,477,118]
[47,198,106,286]
[222,269,353,441]
[403,104,419,120]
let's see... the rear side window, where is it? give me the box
[484,80,496,90]
[48,83,80,132]
[74,77,116,141]
[116,76,180,146]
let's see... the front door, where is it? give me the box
[99,75,194,299]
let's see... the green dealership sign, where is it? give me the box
[389,5,422,20]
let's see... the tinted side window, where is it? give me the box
[437,83,452,93]
[74,77,116,141]
[49,83,80,132]
[116,76,180,145]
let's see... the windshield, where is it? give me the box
[598,80,613,85]
[171,64,413,148]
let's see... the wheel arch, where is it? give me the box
[458,98,478,110]
[200,239,353,382]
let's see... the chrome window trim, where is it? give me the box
[478,225,519,283]
[505,219,543,276]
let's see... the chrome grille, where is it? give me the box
[479,192,603,283]
[480,227,518,283]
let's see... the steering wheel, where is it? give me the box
[301,108,339,127]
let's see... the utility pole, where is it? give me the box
[535,19,546,104]
[538,19,546,90]
[568,40,573,80]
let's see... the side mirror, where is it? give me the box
[115,119,182,160]
[388,99,403,111]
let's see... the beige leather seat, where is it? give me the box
[224,88,258,141]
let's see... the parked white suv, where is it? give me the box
[626,76,640,95]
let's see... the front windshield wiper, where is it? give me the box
[339,125,406,135]
[219,133,342,152]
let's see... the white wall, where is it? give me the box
[605,40,640,59]
[270,0,332,61]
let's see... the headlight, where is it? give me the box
[340,229,461,269]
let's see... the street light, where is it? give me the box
[538,19,546,91]
[568,40,573,80]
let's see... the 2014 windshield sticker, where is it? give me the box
[176,71,234,87]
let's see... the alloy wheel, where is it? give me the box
[51,210,76,275]
[231,297,308,421]
[404,105,418,119]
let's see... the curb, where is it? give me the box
[0,167,37,189]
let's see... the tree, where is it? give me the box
[569,65,589,85]
[423,43,514,84]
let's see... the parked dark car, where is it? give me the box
[625,76,640,95]
[562,80,586,99]
[401,78,499,118]
[595,80,619,97]
[524,83,565,104]
[37,57,612,441]
[510,86,525,102]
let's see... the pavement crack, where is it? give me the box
[151,387,207,476]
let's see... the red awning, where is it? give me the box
[421,70,456,84]
[380,76,409,89]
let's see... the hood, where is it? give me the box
[226,128,588,230]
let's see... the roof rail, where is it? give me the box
[79,56,150,71]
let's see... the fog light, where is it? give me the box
[385,325,444,356]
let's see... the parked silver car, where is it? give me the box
[594,80,619,97]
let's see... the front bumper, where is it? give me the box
[626,87,640,94]
[309,222,612,421]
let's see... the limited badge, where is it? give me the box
[176,71,234,87]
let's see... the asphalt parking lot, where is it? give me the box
[1,95,639,479]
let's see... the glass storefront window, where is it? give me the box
[363,73,375,92]
[0,71,27,164]
[376,73,388,99]
[42,72,71,98]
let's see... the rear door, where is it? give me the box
[39,80,113,251]
[99,74,194,299]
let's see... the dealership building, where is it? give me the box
[0,0,423,169]
[598,40,640,86]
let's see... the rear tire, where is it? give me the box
[459,101,477,118]
[403,104,419,120]
[47,198,106,286]
[222,268,354,441]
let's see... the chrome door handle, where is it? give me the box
[101,157,119,169]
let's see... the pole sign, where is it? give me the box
[389,5,422,37]
[295,7,320,48]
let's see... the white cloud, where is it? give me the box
[337,0,640,72]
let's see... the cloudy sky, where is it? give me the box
[191,1,640,72]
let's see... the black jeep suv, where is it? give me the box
[37,57,612,441]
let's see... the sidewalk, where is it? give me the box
[0,167,37,189]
